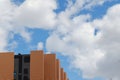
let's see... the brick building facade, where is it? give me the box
[0,50,69,80]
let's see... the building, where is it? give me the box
[14,54,30,80]
[0,52,14,80]
[0,50,69,80]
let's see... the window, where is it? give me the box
[24,56,30,63]
[24,68,28,74]
[23,76,29,80]
[18,75,22,80]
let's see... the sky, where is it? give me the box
[0,0,120,80]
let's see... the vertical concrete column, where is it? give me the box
[30,50,44,80]
[56,59,61,80]
[0,52,14,80]
[44,54,57,80]
[61,68,64,80]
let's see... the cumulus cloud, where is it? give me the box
[0,0,120,80]
[0,0,57,51]
[46,15,103,78]
[37,42,44,50]
[14,0,57,29]
[0,0,16,51]
[93,4,120,80]
[46,1,120,80]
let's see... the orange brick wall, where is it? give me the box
[64,72,67,80]
[56,59,61,80]
[44,54,57,80]
[61,68,64,80]
[0,52,14,80]
[0,50,69,80]
[30,50,44,80]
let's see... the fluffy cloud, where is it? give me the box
[46,1,120,80]
[14,0,57,29]
[93,4,120,80]
[0,0,57,51]
[0,0,16,51]
[0,0,120,80]
[46,15,103,78]
[37,42,44,50]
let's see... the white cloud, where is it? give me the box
[92,4,120,80]
[14,0,57,29]
[1,0,120,80]
[37,42,44,50]
[0,0,57,50]
[46,17,102,78]
[60,0,110,17]
[7,41,18,51]
[0,28,8,51]
[0,0,16,51]
[0,0,108,51]
[46,1,120,80]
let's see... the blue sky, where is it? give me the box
[1,0,120,80]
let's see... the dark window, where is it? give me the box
[24,68,28,74]
[19,56,22,73]
[23,76,29,80]
[24,56,30,63]
[18,75,22,80]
